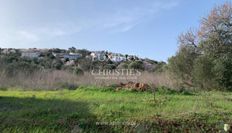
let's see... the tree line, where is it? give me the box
[168,2,232,90]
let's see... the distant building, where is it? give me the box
[53,52,82,60]
[90,51,106,61]
[21,52,41,58]
[63,53,82,60]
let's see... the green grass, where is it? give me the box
[0,87,232,132]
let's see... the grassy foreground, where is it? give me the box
[0,87,232,133]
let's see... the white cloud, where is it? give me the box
[0,0,180,47]
[95,0,180,33]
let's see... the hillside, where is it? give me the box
[0,47,165,73]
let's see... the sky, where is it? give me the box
[0,0,229,61]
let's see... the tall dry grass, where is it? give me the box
[0,69,177,90]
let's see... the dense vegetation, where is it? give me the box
[0,48,164,76]
[168,3,232,91]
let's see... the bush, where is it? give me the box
[117,62,129,69]
[61,82,79,90]
[74,68,84,75]
[128,61,144,70]
[0,87,7,91]
[213,54,232,90]
[77,58,92,71]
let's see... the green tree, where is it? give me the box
[168,30,199,87]
[197,2,232,90]
[193,55,216,89]
[213,54,232,90]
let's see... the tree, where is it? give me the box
[198,2,232,90]
[213,54,232,90]
[52,59,63,70]
[168,30,199,87]
[169,3,232,90]
[198,2,232,57]
[152,61,166,73]
[125,54,128,61]
[193,55,216,89]
[68,47,77,53]
[76,49,90,58]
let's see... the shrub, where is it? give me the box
[61,82,79,90]
[74,68,84,75]
[213,54,232,90]
[117,62,129,69]
[128,61,144,70]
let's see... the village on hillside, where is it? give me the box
[0,48,140,62]
[0,47,162,72]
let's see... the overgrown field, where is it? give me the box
[0,87,232,132]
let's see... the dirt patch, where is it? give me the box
[115,82,151,92]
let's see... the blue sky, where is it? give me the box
[0,0,229,61]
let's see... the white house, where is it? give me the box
[53,52,82,60]
[63,53,82,60]
[21,52,41,58]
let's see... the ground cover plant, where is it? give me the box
[1,87,232,132]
